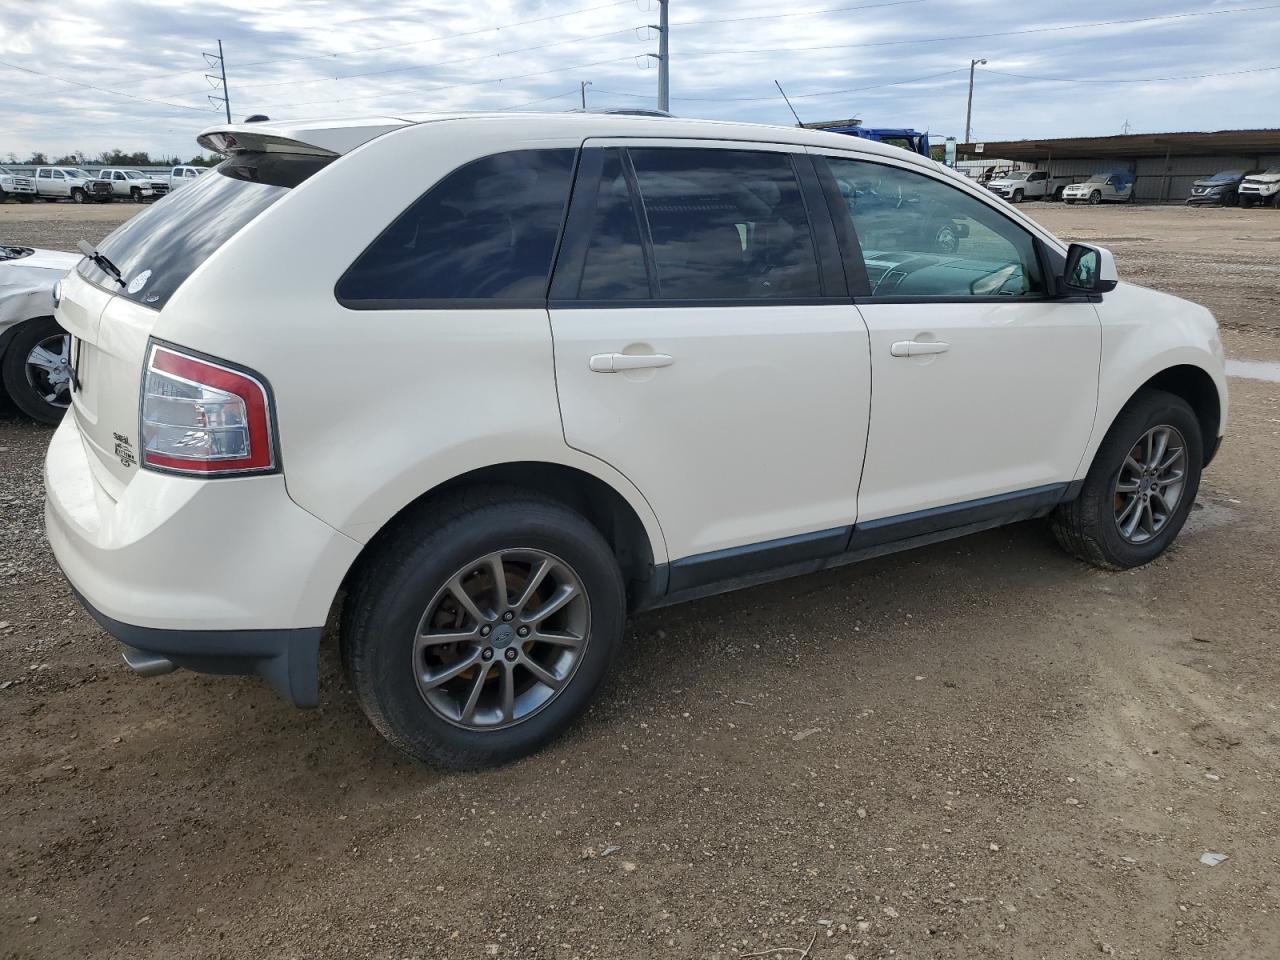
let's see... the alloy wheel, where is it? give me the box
[1113,425,1187,544]
[25,332,72,409]
[413,548,591,730]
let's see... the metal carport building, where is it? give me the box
[958,129,1280,203]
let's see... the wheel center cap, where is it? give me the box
[489,623,516,649]
[1139,476,1152,493]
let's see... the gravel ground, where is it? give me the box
[1,202,1279,960]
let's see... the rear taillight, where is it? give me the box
[140,342,277,476]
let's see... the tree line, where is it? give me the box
[3,150,218,167]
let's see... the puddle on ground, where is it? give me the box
[1225,359,1280,382]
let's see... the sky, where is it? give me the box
[1,0,1278,161]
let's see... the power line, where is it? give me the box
[0,57,212,113]
[264,54,645,110]
[595,68,969,103]
[660,4,1280,60]
[172,27,643,96]
[984,64,1280,84]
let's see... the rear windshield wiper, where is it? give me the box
[77,239,125,288]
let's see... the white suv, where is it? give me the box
[45,114,1227,768]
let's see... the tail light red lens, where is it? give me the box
[140,342,277,476]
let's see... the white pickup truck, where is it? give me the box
[33,166,112,203]
[984,169,1071,203]
[0,166,37,202]
[167,165,207,190]
[94,168,170,202]
[1237,166,1280,208]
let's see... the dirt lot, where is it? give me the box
[1,202,1278,960]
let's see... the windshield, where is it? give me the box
[1084,174,1109,183]
[63,168,92,179]
[1263,166,1280,175]
[123,170,146,179]
[1003,171,1029,180]
[77,151,332,309]
[1207,170,1243,182]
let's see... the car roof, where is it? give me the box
[196,112,938,169]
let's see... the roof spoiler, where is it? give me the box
[196,118,412,158]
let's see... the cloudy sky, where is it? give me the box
[2,0,1277,160]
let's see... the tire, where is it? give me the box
[1051,389,1203,570]
[933,222,960,255]
[70,188,86,203]
[130,187,142,202]
[18,194,34,203]
[1053,186,1066,202]
[1240,196,1255,209]
[0,316,72,425]
[342,487,626,769]
[1012,189,1024,203]
[1088,190,1102,205]
[1065,199,1076,205]
[0,188,7,203]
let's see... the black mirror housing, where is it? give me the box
[1062,243,1118,294]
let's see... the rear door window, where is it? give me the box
[628,147,823,300]
[336,149,576,308]
[77,151,331,309]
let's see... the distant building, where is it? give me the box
[958,129,1280,202]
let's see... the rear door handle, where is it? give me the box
[890,340,950,358]
[589,353,674,373]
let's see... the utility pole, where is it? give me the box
[580,80,592,110]
[204,39,231,123]
[964,57,986,144]
[647,0,670,113]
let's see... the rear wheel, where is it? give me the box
[1051,389,1203,570]
[1,316,72,425]
[342,489,626,769]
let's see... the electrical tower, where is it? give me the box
[204,40,230,123]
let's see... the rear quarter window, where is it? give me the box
[336,149,576,308]
[77,152,331,309]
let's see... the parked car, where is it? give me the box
[167,165,206,190]
[985,169,1071,203]
[45,114,1227,769]
[1186,169,1257,206]
[1237,166,1280,208]
[94,168,170,202]
[0,244,78,422]
[0,166,37,202]
[33,166,112,203]
[1062,171,1135,205]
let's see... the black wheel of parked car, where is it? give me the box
[70,188,86,203]
[1051,389,1203,571]
[1,316,72,425]
[1012,189,1024,203]
[1240,196,1255,209]
[18,194,34,203]
[130,187,143,202]
[1053,186,1066,202]
[1088,190,1102,205]
[0,188,7,203]
[342,487,625,769]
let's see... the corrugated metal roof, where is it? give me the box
[961,129,1280,160]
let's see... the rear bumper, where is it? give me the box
[72,586,323,705]
[44,412,361,705]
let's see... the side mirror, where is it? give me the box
[1062,243,1118,294]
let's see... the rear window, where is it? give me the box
[77,152,331,309]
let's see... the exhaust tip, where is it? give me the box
[121,647,176,678]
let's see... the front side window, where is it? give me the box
[38,169,50,179]
[337,149,575,306]
[823,157,1043,299]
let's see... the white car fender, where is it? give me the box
[1075,282,1227,478]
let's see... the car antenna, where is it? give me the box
[775,81,804,127]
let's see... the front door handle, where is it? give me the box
[589,353,674,373]
[890,340,950,358]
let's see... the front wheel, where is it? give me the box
[342,489,626,769]
[1088,190,1102,205]
[1012,189,1024,203]
[130,187,142,202]
[1051,389,1203,570]
[70,188,86,203]
[1240,196,1256,209]
[1,316,72,425]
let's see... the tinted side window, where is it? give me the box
[337,149,575,307]
[627,148,823,300]
[577,150,651,300]
[824,157,1043,299]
